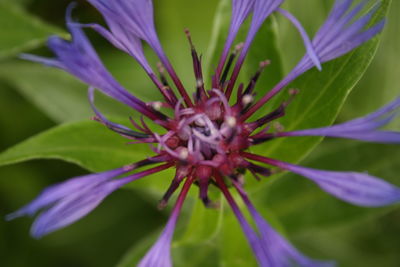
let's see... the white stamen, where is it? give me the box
[196,79,204,88]
[242,94,253,105]
[225,116,237,128]
[179,148,189,160]
[151,101,162,111]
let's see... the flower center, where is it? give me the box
[159,91,250,171]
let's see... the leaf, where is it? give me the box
[0,61,92,123]
[155,0,218,86]
[292,209,400,267]
[0,120,144,171]
[0,2,63,59]
[0,61,138,123]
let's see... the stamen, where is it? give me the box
[129,117,148,133]
[185,28,207,101]
[236,83,245,102]
[92,116,149,139]
[158,166,191,209]
[178,147,189,160]
[150,101,163,111]
[246,89,299,131]
[157,62,170,87]
[226,116,237,128]
[243,60,270,95]
[242,94,254,106]
[220,43,244,87]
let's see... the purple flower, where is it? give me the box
[7,0,398,266]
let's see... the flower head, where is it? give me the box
[8,0,399,266]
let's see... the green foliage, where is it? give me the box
[0,0,398,266]
[0,1,63,59]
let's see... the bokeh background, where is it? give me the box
[0,0,399,266]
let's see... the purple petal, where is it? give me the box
[22,5,149,114]
[284,129,400,144]
[232,0,255,25]
[87,0,160,50]
[254,214,335,267]
[216,177,269,266]
[216,0,255,75]
[229,0,255,41]
[251,0,283,30]
[19,54,64,69]
[137,214,175,267]
[23,5,164,120]
[280,97,400,143]
[78,13,154,74]
[316,0,385,61]
[87,0,191,106]
[7,161,171,238]
[234,182,335,267]
[223,0,283,98]
[281,163,400,207]
[6,168,127,221]
[277,8,321,70]
[30,178,128,238]
[243,0,283,50]
[138,177,194,267]
[88,87,149,139]
[297,0,385,72]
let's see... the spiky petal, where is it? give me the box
[234,181,335,267]
[243,0,385,120]
[7,162,171,238]
[138,177,194,267]
[279,97,400,143]
[243,153,400,207]
[21,5,159,120]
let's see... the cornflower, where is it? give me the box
[7,0,400,266]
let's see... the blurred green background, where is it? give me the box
[0,0,399,266]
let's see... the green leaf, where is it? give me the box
[292,208,400,267]
[0,61,141,123]
[0,120,144,171]
[0,2,63,59]
[0,61,92,123]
